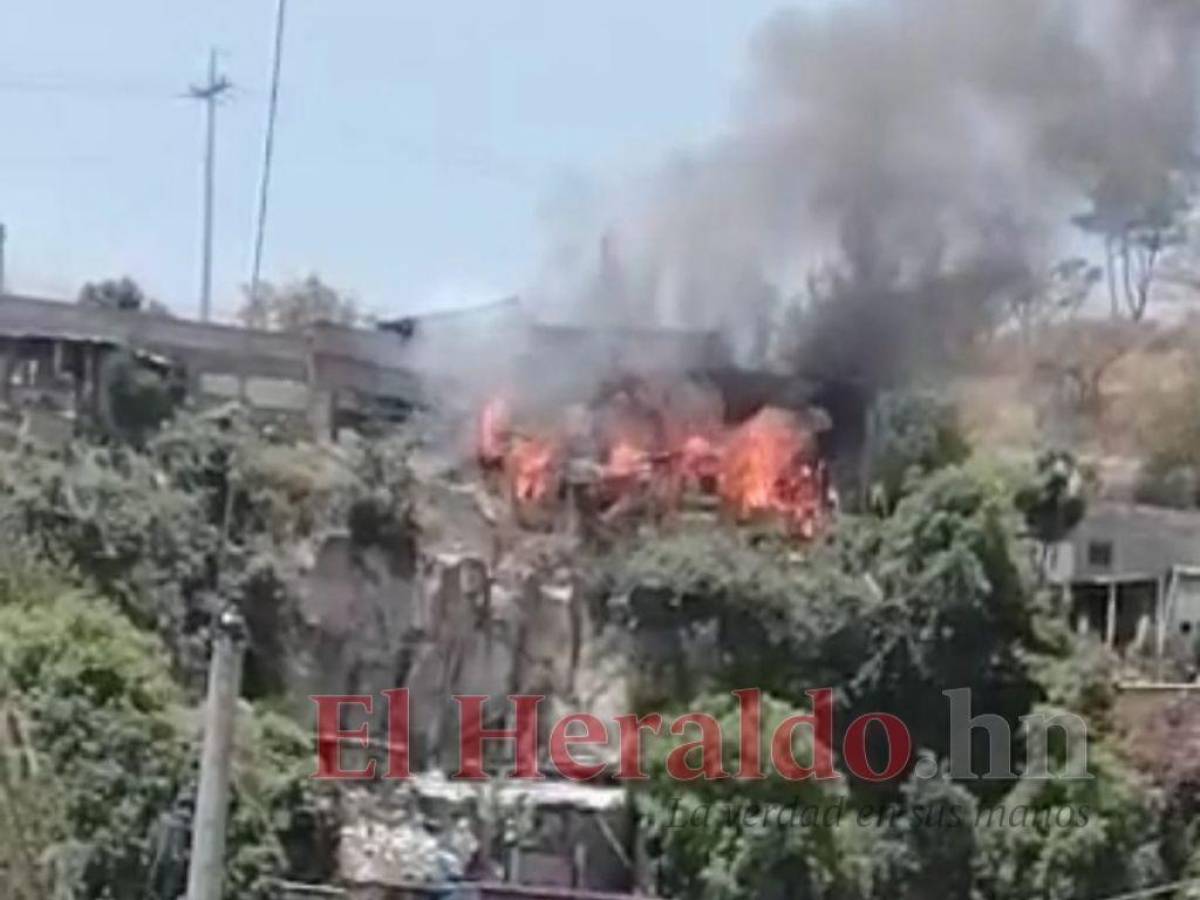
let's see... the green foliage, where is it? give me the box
[0,409,416,693]
[883,771,979,900]
[845,465,1040,775]
[602,463,1042,773]
[225,710,338,897]
[0,548,334,898]
[1014,450,1088,547]
[97,351,182,445]
[1026,633,1118,733]
[1074,168,1193,321]
[346,435,417,551]
[975,740,1161,900]
[641,734,983,900]
[0,441,220,681]
[0,693,74,900]
[594,526,869,709]
[0,569,188,897]
[0,411,420,893]
[602,459,1169,900]
[637,695,850,900]
[866,389,970,512]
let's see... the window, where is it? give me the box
[1087,541,1113,568]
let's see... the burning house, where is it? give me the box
[382,296,851,541]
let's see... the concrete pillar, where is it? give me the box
[307,388,334,442]
[186,609,247,900]
[1157,572,1170,682]
[0,339,13,408]
[1106,581,1118,648]
[71,344,85,417]
[85,345,101,415]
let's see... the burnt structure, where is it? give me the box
[0,293,867,490]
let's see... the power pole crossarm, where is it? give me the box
[188,50,233,323]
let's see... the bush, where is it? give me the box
[602,461,1168,900]
[0,411,418,695]
[0,442,220,683]
[974,740,1162,900]
[0,548,335,898]
[98,351,183,445]
[1135,463,1199,509]
[0,570,188,897]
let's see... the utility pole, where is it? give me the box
[185,608,246,900]
[248,0,288,306]
[0,223,7,294]
[189,50,232,323]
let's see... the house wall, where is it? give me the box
[1058,502,1200,583]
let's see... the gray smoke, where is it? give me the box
[530,0,1200,385]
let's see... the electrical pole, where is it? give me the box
[185,607,246,900]
[189,50,232,323]
[249,0,288,306]
[0,223,7,294]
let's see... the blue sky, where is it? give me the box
[0,2,794,321]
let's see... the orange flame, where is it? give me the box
[507,435,560,503]
[605,439,650,481]
[478,396,511,467]
[719,408,819,531]
[477,388,828,538]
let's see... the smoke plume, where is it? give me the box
[530,0,1200,384]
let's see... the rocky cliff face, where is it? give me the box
[286,470,629,772]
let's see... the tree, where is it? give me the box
[596,459,1170,900]
[866,389,970,513]
[1014,450,1088,575]
[1007,258,1101,342]
[78,277,170,316]
[593,526,869,710]
[97,351,183,445]
[636,691,854,900]
[238,275,359,332]
[974,738,1161,900]
[1032,319,1144,442]
[1074,172,1192,321]
[0,559,190,897]
[846,464,1042,781]
[596,461,1044,784]
[0,440,221,683]
[0,542,336,899]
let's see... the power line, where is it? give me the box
[187,49,233,323]
[248,0,288,305]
